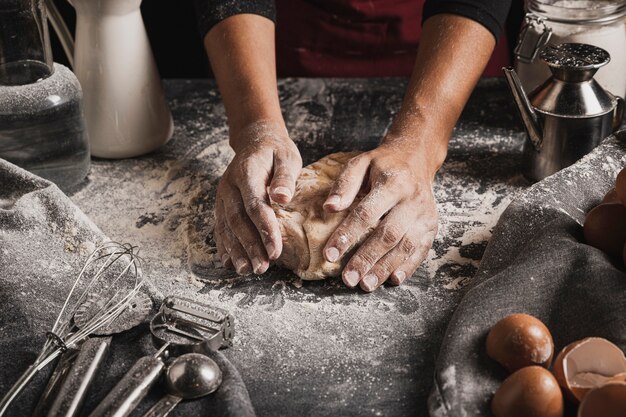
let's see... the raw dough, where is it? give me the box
[273,152,373,280]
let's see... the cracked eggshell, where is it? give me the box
[552,337,626,403]
[492,366,564,417]
[577,382,626,417]
[583,203,626,259]
[486,313,554,372]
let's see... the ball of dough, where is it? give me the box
[273,152,373,280]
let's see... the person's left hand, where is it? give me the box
[322,137,440,292]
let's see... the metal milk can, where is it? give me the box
[504,43,623,182]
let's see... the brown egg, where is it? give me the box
[486,313,554,372]
[552,337,626,403]
[602,188,622,204]
[583,203,626,258]
[492,366,564,417]
[577,382,626,417]
[615,167,626,204]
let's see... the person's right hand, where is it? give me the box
[214,120,302,275]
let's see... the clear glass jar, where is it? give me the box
[0,0,90,191]
[514,0,626,99]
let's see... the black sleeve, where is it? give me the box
[422,0,513,40]
[193,0,276,39]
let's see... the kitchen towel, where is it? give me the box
[429,131,626,417]
[0,159,255,417]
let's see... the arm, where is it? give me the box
[205,14,281,140]
[322,14,496,291]
[205,15,302,275]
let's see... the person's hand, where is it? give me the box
[322,137,440,292]
[215,120,302,275]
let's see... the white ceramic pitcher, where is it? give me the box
[69,0,173,158]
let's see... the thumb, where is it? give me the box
[269,150,302,204]
[324,154,370,212]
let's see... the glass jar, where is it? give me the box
[514,0,626,99]
[0,0,90,191]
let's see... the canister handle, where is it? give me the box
[514,13,553,64]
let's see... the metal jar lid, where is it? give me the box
[540,43,610,83]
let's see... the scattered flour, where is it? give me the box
[65,78,529,416]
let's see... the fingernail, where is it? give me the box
[324,195,341,208]
[266,242,278,259]
[273,186,292,200]
[344,270,360,287]
[251,257,265,275]
[325,247,339,262]
[362,275,378,292]
[234,258,249,275]
[393,270,407,285]
[221,254,230,265]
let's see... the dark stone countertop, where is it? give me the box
[62,77,529,417]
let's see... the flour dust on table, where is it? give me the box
[69,78,528,417]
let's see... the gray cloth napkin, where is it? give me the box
[0,159,255,417]
[429,132,626,417]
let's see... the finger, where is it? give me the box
[237,192,282,262]
[323,154,370,212]
[215,221,232,269]
[340,206,410,288]
[221,220,252,275]
[238,165,284,260]
[221,186,271,274]
[269,149,302,204]
[358,233,427,292]
[358,244,407,292]
[388,233,435,286]
[324,185,399,265]
[214,201,233,268]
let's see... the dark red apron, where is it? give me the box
[275,0,509,77]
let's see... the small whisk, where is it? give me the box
[0,241,146,416]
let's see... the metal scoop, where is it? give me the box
[88,296,233,417]
[141,353,222,417]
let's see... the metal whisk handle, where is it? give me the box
[87,356,165,417]
[48,338,111,417]
[0,364,40,416]
[0,349,62,416]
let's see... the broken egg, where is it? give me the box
[583,203,626,258]
[552,337,626,403]
[577,382,626,417]
[486,313,554,372]
[492,366,564,417]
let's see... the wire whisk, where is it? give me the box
[0,242,146,416]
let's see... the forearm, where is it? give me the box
[389,14,496,175]
[204,14,284,149]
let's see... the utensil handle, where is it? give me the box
[48,337,111,417]
[0,345,64,416]
[32,348,80,417]
[140,394,182,417]
[87,355,164,417]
